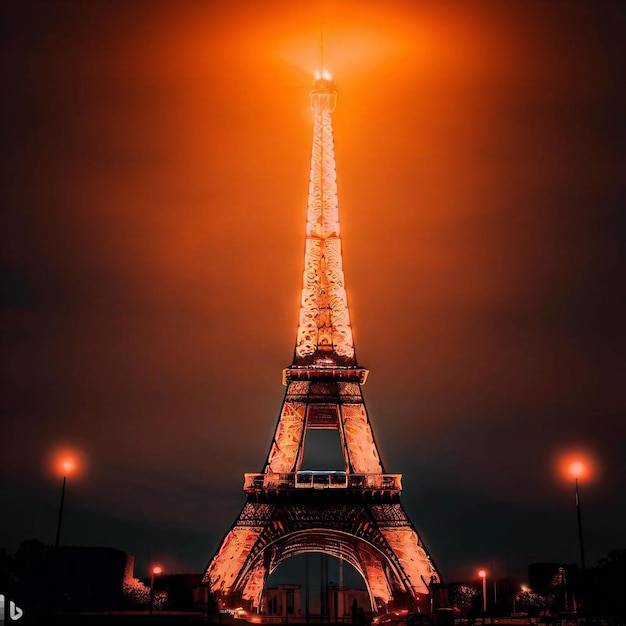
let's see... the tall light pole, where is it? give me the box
[569,461,587,573]
[558,452,595,618]
[478,569,487,615]
[54,458,76,549]
[569,460,589,620]
[150,565,163,616]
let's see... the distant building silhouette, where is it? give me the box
[528,562,579,612]
[55,546,127,610]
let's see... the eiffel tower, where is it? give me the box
[203,72,441,613]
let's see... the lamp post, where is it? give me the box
[568,460,590,621]
[54,458,76,549]
[478,569,487,619]
[150,566,163,616]
[557,452,596,620]
[569,461,587,574]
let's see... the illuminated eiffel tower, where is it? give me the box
[203,72,441,613]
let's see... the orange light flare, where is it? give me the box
[50,448,85,479]
[478,569,487,579]
[273,11,428,86]
[314,69,333,81]
[556,450,598,484]
[152,566,163,575]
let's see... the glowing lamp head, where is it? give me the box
[51,449,82,478]
[478,569,487,578]
[569,461,585,479]
[152,566,163,575]
[556,450,596,483]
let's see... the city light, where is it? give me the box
[50,448,84,479]
[569,461,585,478]
[150,565,164,616]
[478,569,487,613]
[556,450,596,484]
[51,447,84,549]
[556,450,594,589]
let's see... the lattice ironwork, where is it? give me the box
[341,404,383,473]
[285,381,310,403]
[237,503,275,525]
[203,74,441,614]
[265,402,306,473]
[207,500,438,612]
[295,78,354,365]
[339,381,364,403]
[371,503,416,525]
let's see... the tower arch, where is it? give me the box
[236,528,405,611]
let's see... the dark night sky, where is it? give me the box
[1,0,625,585]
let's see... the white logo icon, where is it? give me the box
[0,594,24,622]
[9,600,23,621]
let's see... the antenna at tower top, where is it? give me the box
[314,23,332,82]
[320,23,325,75]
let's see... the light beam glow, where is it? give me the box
[556,450,597,483]
[50,448,84,478]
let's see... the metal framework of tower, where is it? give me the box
[203,75,441,613]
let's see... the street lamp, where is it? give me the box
[54,457,77,549]
[557,451,594,575]
[557,451,596,619]
[569,461,587,573]
[478,569,487,614]
[150,565,163,616]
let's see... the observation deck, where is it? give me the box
[244,471,401,495]
[283,365,369,385]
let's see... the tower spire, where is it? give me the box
[319,23,325,78]
[294,70,354,366]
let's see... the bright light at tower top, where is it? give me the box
[314,69,333,81]
[310,69,337,111]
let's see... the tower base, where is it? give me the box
[205,492,439,613]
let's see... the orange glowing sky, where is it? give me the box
[1,0,624,580]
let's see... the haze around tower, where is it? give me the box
[1,0,624,582]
